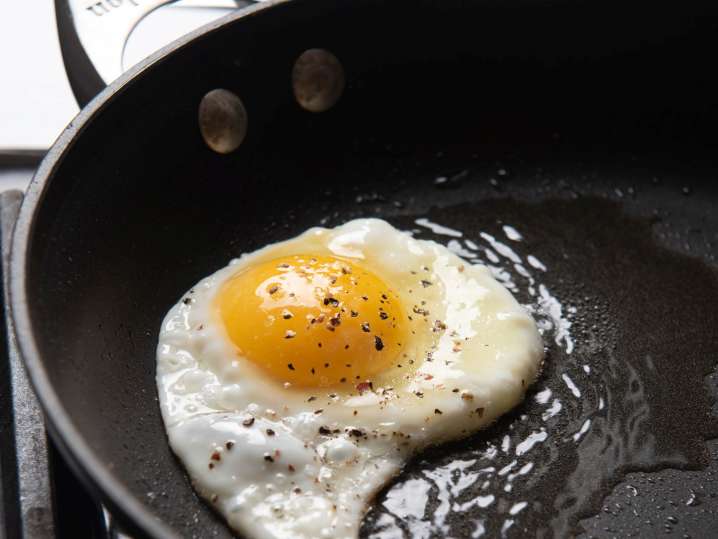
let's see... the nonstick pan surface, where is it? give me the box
[11,0,718,537]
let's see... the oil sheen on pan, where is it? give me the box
[360,197,718,538]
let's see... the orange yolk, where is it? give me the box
[217,254,408,387]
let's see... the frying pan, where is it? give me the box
[10,0,718,537]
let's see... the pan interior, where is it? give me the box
[20,0,718,537]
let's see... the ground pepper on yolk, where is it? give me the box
[217,254,408,387]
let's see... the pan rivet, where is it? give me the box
[198,89,248,154]
[292,49,345,113]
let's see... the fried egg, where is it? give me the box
[156,218,543,539]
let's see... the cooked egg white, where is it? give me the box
[156,218,543,539]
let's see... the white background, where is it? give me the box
[0,1,236,150]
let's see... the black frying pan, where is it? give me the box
[10,0,718,537]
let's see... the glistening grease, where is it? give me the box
[361,199,718,538]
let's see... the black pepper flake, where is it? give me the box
[361,323,371,333]
[434,408,443,415]
[311,367,315,374]
[264,453,275,463]
[293,487,302,494]
[353,410,358,415]
[379,312,388,320]
[266,429,276,436]
[324,362,330,368]
[285,330,296,339]
[319,426,332,435]
[318,343,322,348]
[277,263,290,269]
[182,297,192,305]
[268,284,280,295]
[350,310,359,317]
[361,295,368,301]
[314,409,323,414]
[475,407,485,417]
[323,297,339,307]
[282,310,293,320]
[421,280,433,288]
[340,377,347,383]
[413,306,430,316]
[341,266,352,274]
[452,388,460,393]
[208,463,214,469]
[349,428,364,437]
[226,441,235,450]
[415,391,424,398]
[329,314,341,326]
[288,464,296,472]
[288,363,295,370]
[374,336,384,351]
[345,345,350,350]
[308,396,317,402]
[242,417,255,427]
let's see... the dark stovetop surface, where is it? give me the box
[0,158,110,539]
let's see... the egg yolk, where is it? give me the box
[217,255,408,387]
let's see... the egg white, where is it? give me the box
[156,218,543,538]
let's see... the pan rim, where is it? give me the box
[8,0,290,537]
